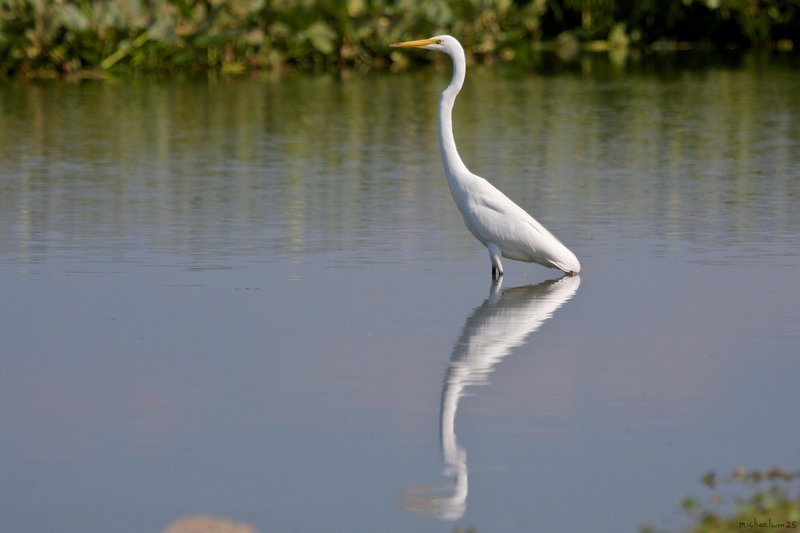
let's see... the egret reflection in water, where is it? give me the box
[406,275,581,520]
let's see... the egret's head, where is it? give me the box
[391,34,466,93]
[390,35,460,55]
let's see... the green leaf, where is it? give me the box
[55,4,89,33]
[305,21,335,54]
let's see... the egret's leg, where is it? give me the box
[487,243,504,279]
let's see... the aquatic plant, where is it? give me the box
[642,467,800,533]
[0,0,797,76]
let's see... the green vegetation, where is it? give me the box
[0,0,798,77]
[642,468,800,533]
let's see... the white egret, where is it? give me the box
[391,35,581,278]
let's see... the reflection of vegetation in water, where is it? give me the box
[0,0,798,76]
[642,468,800,533]
[0,61,798,262]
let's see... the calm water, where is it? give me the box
[1,54,799,532]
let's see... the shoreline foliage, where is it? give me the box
[1,0,798,77]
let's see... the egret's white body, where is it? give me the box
[391,35,581,278]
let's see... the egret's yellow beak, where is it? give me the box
[390,38,439,48]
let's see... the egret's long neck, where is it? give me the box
[438,49,470,185]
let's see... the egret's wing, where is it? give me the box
[463,176,576,269]
[467,178,552,242]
